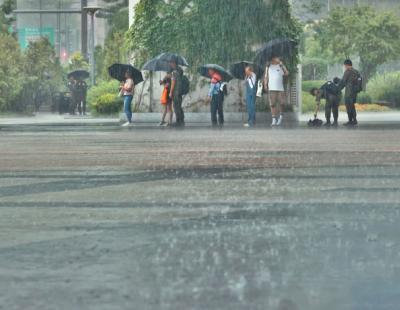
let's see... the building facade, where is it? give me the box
[15,0,108,62]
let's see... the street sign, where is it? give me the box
[17,27,55,49]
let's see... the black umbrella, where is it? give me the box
[254,38,297,68]
[155,53,189,67]
[67,69,89,80]
[142,57,171,72]
[230,61,263,80]
[108,63,144,84]
[198,64,233,82]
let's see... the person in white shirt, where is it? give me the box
[120,71,135,127]
[264,56,289,126]
[244,66,257,127]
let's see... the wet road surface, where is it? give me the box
[0,126,400,310]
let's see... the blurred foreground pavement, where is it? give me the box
[0,126,399,310]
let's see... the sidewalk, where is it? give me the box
[1,112,400,127]
[0,113,119,126]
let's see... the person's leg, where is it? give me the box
[277,91,285,125]
[246,92,255,126]
[210,95,218,126]
[217,94,224,126]
[325,96,333,124]
[167,102,173,124]
[77,99,82,115]
[251,92,256,125]
[83,99,86,115]
[344,96,352,123]
[160,104,167,124]
[332,97,339,125]
[124,95,132,123]
[351,95,358,124]
[269,91,277,120]
[174,95,184,126]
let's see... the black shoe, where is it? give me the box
[332,122,338,128]
[352,119,358,125]
[324,122,331,127]
[343,121,352,126]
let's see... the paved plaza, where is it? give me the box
[0,125,400,310]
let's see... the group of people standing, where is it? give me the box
[67,77,88,116]
[310,59,362,127]
[120,55,362,128]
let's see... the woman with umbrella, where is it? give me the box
[108,64,143,127]
[120,71,135,127]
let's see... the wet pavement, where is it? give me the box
[1,125,400,310]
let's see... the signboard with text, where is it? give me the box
[18,27,55,49]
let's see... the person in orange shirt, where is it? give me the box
[159,72,173,126]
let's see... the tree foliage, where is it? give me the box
[0,34,23,111]
[314,5,400,84]
[127,0,301,71]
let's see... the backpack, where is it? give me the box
[353,71,363,94]
[219,82,228,96]
[322,81,340,97]
[180,75,190,96]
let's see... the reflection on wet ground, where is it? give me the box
[0,127,399,310]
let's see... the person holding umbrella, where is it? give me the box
[120,71,135,127]
[159,72,173,126]
[244,65,257,128]
[169,57,185,127]
[206,68,225,128]
[264,56,289,127]
[108,64,143,127]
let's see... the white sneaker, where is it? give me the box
[277,115,283,126]
[271,118,277,127]
[243,123,250,128]
[121,122,131,127]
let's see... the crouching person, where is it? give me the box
[310,77,341,127]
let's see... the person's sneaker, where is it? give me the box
[271,118,277,127]
[243,123,250,128]
[332,121,338,128]
[159,121,165,126]
[121,122,131,127]
[324,122,331,127]
[352,119,358,125]
[343,121,352,126]
[276,115,283,126]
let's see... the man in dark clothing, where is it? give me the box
[338,59,360,126]
[310,77,341,127]
[75,80,88,115]
[169,58,185,127]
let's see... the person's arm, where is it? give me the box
[170,73,176,98]
[249,73,256,89]
[263,66,269,91]
[337,71,349,91]
[314,93,321,118]
[280,62,289,76]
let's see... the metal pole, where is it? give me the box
[90,13,95,86]
[81,0,88,57]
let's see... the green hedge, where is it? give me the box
[368,72,400,108]
[91,93,123,114]
[302,91,321,113]
[88,80,123,114]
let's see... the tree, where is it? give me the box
[68,51,89,71]
[314,5,400,86]
[127,0,301,71]
[21,38,63,111]
[0,34,23,111]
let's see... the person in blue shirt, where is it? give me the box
[206,69,224,128]
[244,66,257,127]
